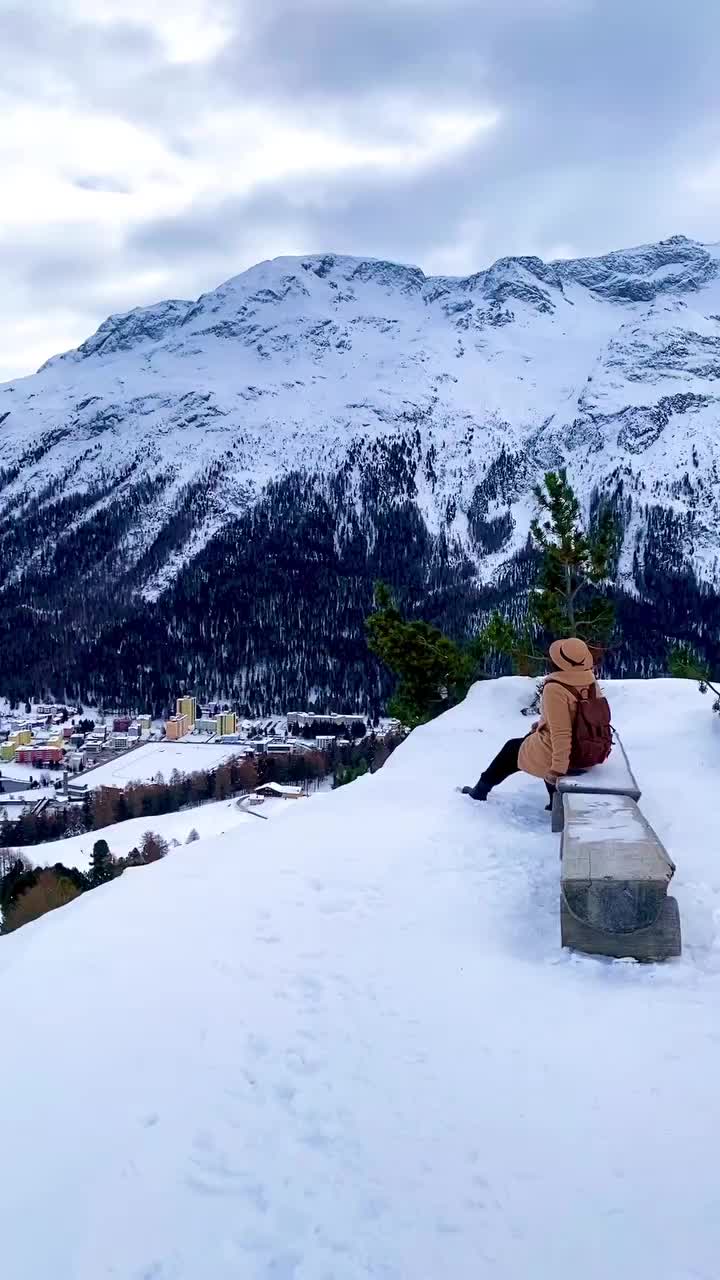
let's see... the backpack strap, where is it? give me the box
[551,681,596,702]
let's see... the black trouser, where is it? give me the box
[478,735,556,804]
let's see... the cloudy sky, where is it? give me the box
[2,0,719,381]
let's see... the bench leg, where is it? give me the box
[561,894,681,962]
[551,789,564,834]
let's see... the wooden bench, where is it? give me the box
[560,791,681,961]
[551,731,640,833]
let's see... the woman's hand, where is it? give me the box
[544,771,560,786]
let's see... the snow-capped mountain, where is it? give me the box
[2,235,720,708]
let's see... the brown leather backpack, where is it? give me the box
[560,683,613,770]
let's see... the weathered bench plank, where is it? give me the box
[560,792,681,961]
[551,731,640,833]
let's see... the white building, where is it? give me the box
[287,712,366,731]
[254,783,304,800]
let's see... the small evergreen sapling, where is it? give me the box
[530,470,616,643]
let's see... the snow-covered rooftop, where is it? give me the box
[64,738,245,790]
[255,781,304,797]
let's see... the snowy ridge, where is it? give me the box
[1,678,720,1278]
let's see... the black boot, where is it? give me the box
[461,781,491,802]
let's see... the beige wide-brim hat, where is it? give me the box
[548,637,594,672]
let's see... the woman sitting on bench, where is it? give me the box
[462,637,596,808]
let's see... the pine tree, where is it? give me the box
[365,583,472,727]
[530,470,615,642]
[89,839,113,887]
[466,611,545,677]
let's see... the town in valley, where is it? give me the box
[0,694,400,828]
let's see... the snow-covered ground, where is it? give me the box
[69,738,248,790]
[0,764,55,786]
[25,793,305,873]
[1,678,719,1279]
[26,797,254,873]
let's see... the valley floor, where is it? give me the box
[1,678,719,1279]
[11,784,330,874]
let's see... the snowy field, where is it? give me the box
[0,763,56,786]
[29,797,254,873]
[70,738,247,790]
[26,794,303,873]
[1,678,720,1279]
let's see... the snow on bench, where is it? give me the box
[560,792,681,961]
[551,731,640,833]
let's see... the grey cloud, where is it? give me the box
[215,0,486,104]
[0,5,162,105]
[0,4,218,141]
[132,0,719,271]
[4,0,716,160]
[124,149,484,269]
[73,175,133,194]
[0,228,160,366]
[123,126,682,287]
[1,228,111,291]
[215,0,718,127]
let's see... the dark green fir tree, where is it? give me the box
[530,470,616,643]
[89,838,113,887]
[365,583,472,727]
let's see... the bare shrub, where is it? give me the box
[140,831,169,863]
[3,871,82,932]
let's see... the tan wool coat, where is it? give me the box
[518,640,596,779]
